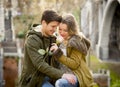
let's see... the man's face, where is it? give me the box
[42,21,59,36]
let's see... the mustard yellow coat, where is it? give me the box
[54,35,94,87]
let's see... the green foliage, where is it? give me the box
[111,80,120,87]
[16,31,26,39]
[14,15,34,26]
[110,71,120,87]
[93,84,99,87]
[13,15,35,38]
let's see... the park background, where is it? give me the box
[0,0,120,87]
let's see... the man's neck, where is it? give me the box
[41,28,49,37]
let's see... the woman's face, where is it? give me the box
[59,23,69,40]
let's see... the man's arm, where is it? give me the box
[26,35,64,79]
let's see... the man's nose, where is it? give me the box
[53,27,56,30]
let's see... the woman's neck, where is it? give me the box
[63,36,71,45]
[63,40,68,46]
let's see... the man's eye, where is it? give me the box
[59,29,62,31]
[52,26,56,28]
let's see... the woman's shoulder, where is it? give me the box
[68,34,90,55]
[68,35,82,45]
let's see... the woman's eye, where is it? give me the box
[64,30,68,32]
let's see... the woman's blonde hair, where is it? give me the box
[61,14,79,36]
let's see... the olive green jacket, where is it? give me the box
[18,29,64,87]
[54,35,94,87]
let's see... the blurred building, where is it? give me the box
[0,0,5,41]
[81,0,120,61]
[0,0,5,86]
[0,0,22,87]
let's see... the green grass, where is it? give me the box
[89,55,120,86]
[89,55,108,71]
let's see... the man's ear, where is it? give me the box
[42,20,46,25]
[41,20,47,27]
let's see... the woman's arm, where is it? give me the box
[53,47,82,70]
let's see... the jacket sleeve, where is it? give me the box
[53,47,83,70]
[26,35,64,79]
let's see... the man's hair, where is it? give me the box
[41,10,62,24]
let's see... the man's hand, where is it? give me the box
[50,43,58,52]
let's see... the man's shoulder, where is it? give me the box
[25,34,43,46]
[27,34,43,41]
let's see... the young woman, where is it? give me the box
[50,14,94,87]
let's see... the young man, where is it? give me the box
[18,10,75,87]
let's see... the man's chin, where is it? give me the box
[49,33,54,36]
[48,34,53,37]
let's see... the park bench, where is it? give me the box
[92,69,110,87]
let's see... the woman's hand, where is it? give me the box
[62,74,77,85]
